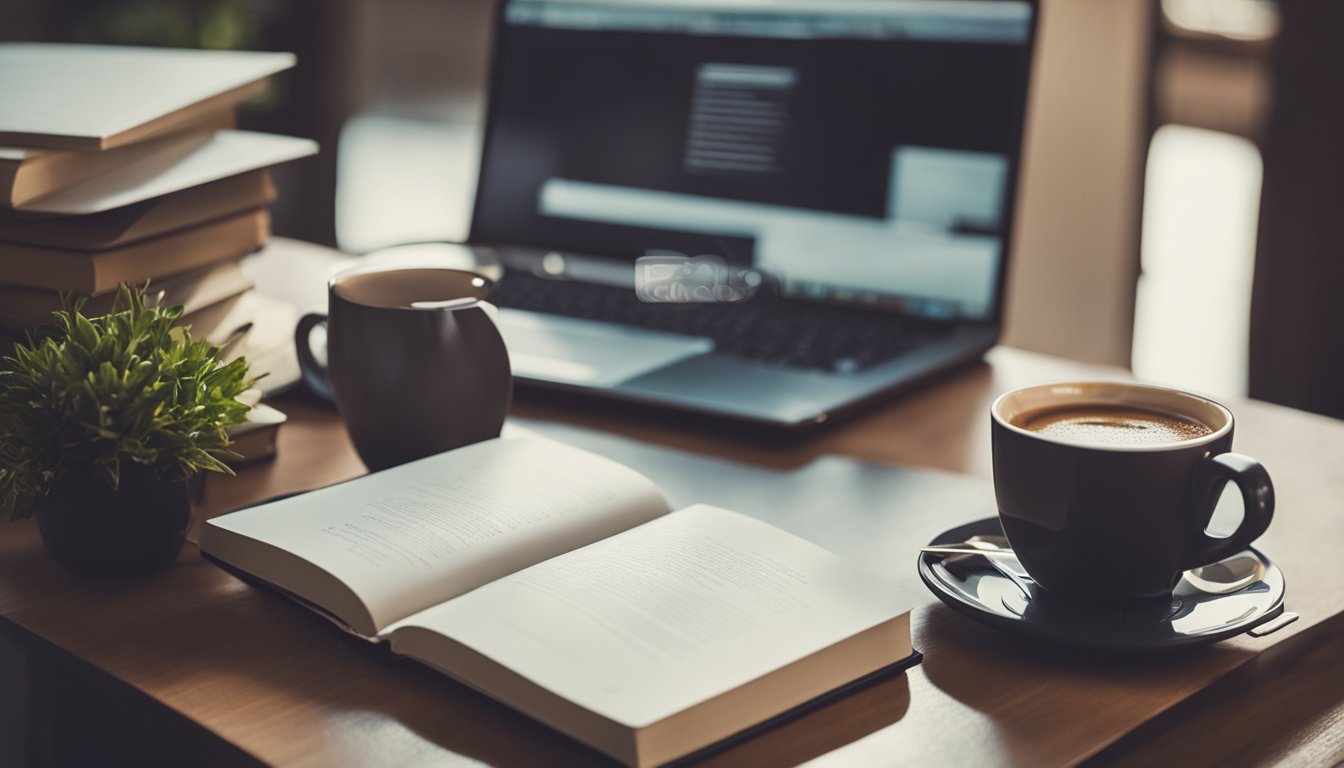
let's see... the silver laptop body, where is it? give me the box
[468,0,1039,428]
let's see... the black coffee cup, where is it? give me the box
[991,381,1274,604]
[295,267,512,472]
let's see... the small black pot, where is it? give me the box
[35,464,191,577]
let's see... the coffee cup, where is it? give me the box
[295,268,512,472]
[991,381,1274,604]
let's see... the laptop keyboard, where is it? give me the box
[489,269,956,373]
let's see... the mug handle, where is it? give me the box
[1182,453,1275,570]
[294,312,336,404]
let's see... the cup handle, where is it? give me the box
[1182,453,1275,570]
[294,312,336,404]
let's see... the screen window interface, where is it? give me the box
[474,0,1035,321]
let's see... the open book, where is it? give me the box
[200,436,914,767]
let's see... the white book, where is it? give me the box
[0,43,293,150]
[0,109,236,208]
[15,130,317,215]
[200,436,915,767]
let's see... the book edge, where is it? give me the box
[635,611,914,766]
[0,47,294,150]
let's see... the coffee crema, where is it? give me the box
[1014,404,1214,446]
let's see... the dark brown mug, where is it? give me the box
[991,381,1274,605]
[295,268,512,472]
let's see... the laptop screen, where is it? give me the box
[471,0,1036,321]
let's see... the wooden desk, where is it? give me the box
[2,347,1343,766]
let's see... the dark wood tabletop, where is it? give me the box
[1,342,1342,766]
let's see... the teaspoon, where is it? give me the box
[923,539,1265,595]
[924,538,1033,599]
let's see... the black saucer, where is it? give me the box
[918,518,1286,651]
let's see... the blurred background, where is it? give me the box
[2,0,1340,418]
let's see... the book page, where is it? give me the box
[0,44,292,141]
[20,130,316,215]
[391,505,908,728]
[204,436,669,633]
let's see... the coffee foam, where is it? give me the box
[1020,405,1213,446]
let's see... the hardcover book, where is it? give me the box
[0,258,253,332]
[0,110,236,208]
[0,209,268,293]
[0,169,274,250]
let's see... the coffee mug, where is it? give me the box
[991,381,1274,604]
[295,268,512,472]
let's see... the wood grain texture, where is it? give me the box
[1,347,1343,767]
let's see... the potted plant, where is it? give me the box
[0,286,253,577]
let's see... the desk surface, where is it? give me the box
[2,344,1343,766]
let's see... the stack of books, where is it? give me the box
[0,43,317,391]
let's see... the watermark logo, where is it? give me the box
[635,253,763,303]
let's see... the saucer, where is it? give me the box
[918,517,1286,651]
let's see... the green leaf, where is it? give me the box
[0,284,254,519]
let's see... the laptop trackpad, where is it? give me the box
[495,309,713,388]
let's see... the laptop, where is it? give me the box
[469,0,1039,428]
